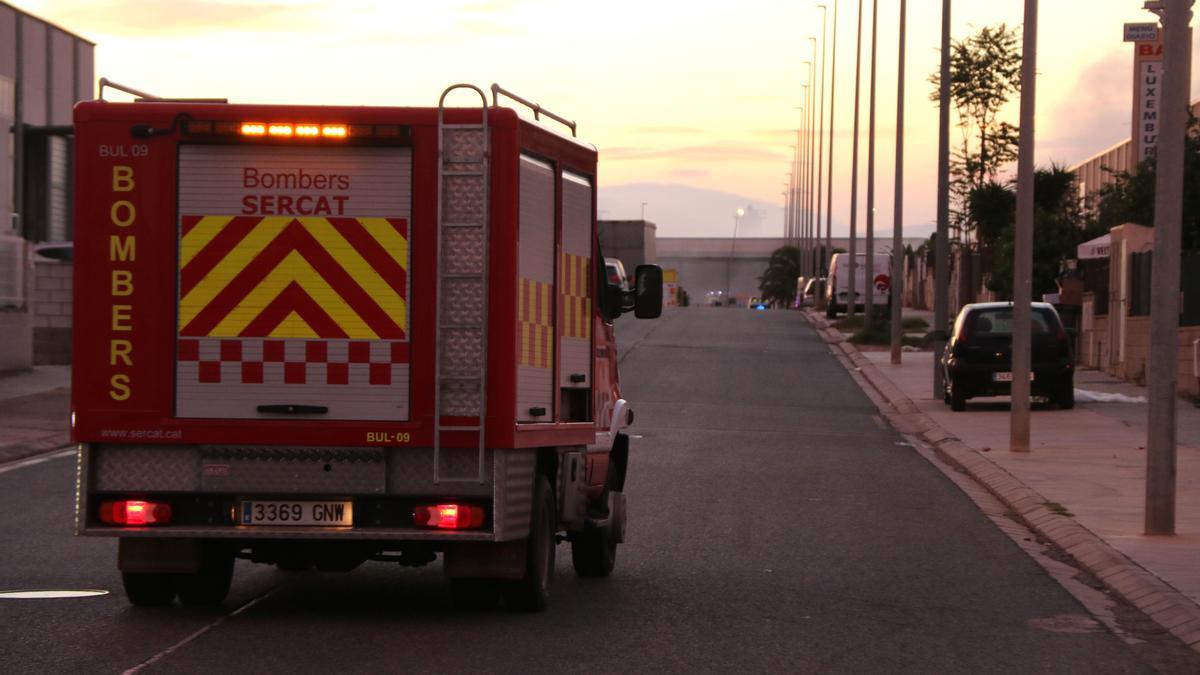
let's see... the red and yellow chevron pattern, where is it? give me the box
[559,253,591,339]
[178,216,408,340]
[519,277,554,369]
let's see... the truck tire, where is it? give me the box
[122,572,177,607]
[450,578,501,610]
[571,520,616,577]
[503,476,555,612]
[177,546,234,607]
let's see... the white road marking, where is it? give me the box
[122,589,275,675]
[0,448,75,475]
[0,589,109,599]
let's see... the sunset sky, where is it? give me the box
[19,0,1200,237]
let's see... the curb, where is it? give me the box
[804,310,1200,653]
[0,432,72,466]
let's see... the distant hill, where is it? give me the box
[599,181,934,240]
[598,183,784,238]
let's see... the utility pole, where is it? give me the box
[864,0,879,330]
[889,0,906,365]
[848,0,864,320]
[825,0,840,291]
[1145,0,1193,534]
[1010,0,1038,453]
[805,49,818,281]
[815,6,828,280]
[933,0,952,398]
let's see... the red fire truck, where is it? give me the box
[71,81,661,611]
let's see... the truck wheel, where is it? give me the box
[122,572,177,607]
[571,520,617,577]
[503,476,555,612]
[450,578,501,610]
[177,546,234,607]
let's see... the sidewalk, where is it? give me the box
[0,365,71,464]
[809,310,1200,653]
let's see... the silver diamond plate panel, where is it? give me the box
[93,445,200,492]
[438,447,484,483]
[493,449,536,541]
[387,447,492,496]
[444,129,485,169]
[199,447,385,494]
[443,227,484,274]
[444,175,485,223]
[440,379,482,417]
[440,328,483,377]
[441,277,484,325]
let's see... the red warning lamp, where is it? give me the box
[98,499,172,526]
[413,504,486,530]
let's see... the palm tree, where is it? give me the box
[758,246,802,307]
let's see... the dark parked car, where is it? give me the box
[940,302,1074,412]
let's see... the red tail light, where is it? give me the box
[98,500,172,526]
[413,504,486,530]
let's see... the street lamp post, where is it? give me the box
[1144,0,1193,534]
[824,0,840,289]
[814,7,828,279]
[889,0,906,365]
[934,0,952,398]
[848,0,864,320]
[864,0,879,330]
[1010,0,1038,452]
[726,208,746,303]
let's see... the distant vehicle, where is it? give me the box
[747,296,767,310]
[825,253,890,318]
[798,277,823,307]
[704,290,725,307]
[33,241,73,263]
[605,258,629,290]
[940,302,1074,412]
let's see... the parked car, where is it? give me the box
[604,257,629,291]
[825,253,890,318]
[940,302,1075,412]
[799,277,824,307]
[33,241,73,263]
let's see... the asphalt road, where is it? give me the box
[0,307,1183,673]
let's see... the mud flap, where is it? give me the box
[443,540,527,580]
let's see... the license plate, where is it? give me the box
[993,372,1034,382]
[240,500,353,526]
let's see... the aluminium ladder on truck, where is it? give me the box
[434,84,491,484]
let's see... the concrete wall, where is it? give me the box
[32,258,70,364]
[598,220,657,271]
[0,237,33,372]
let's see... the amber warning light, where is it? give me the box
[185,120,398,140]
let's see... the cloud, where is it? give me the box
[671,168,712,179]
[631,126,709,136]
[1041,51,1132,164]
[602,144,788,163]
[51,0,320,35]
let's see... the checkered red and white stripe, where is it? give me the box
[177,338,410,386]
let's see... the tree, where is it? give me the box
[758,246,801,307]
[1092,114,1200,253]
[929,24,1023,242]
[981,166,1103,299]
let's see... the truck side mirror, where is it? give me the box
[633,265,663,319]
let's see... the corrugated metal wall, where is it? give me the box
[0,3,94,241]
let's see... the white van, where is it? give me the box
[825,252,891,318]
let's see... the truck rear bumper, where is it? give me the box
[76,443,538,542]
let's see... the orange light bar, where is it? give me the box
[240,123,266,136]
[295,124,320,137]
[268,124,294,137]
[322,125,348,138]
